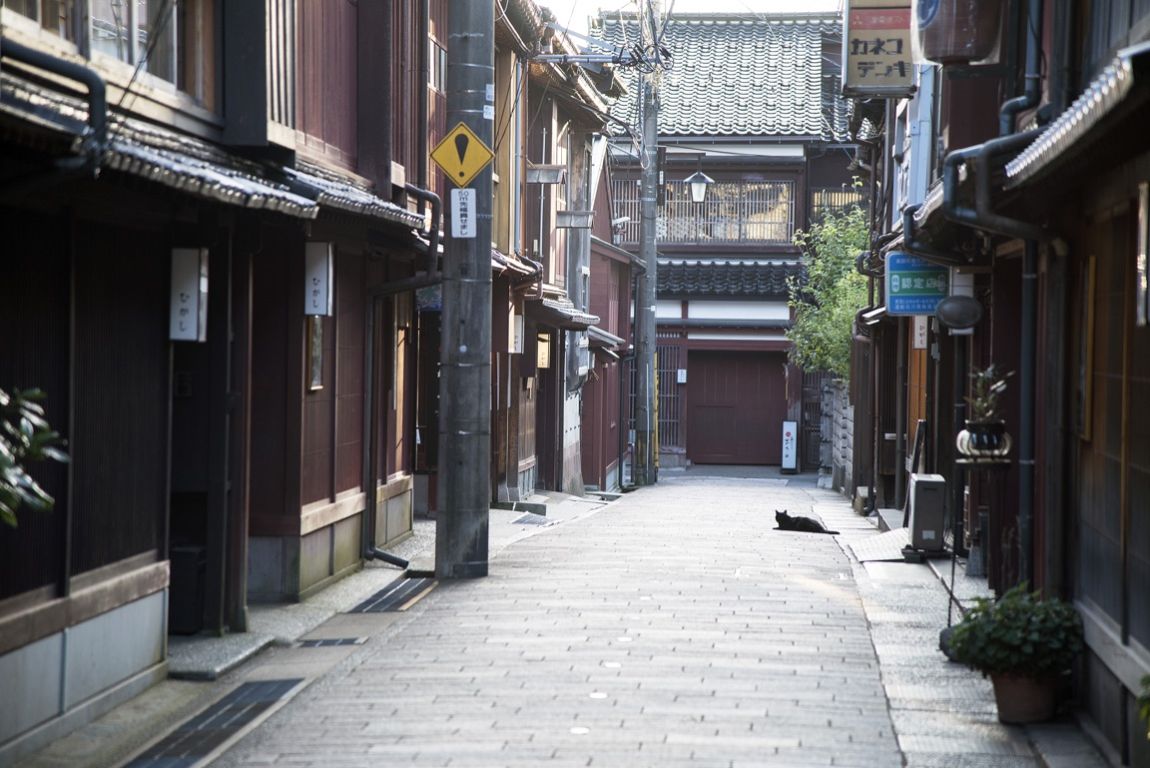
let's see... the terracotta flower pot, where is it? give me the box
[991,673,1058,723]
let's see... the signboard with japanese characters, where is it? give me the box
[885,251,949,315]
[843,0,916,98]
[304,242,333,316]
[170,248,208,342]
[781,421,798,473]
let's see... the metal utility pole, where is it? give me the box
[437,1,494,578]
[633,13,660,486]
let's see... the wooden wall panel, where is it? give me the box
[298,0,358,167]
[0,210,69,599]
[71,222,168,574]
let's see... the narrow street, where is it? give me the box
[178,470,1086,768]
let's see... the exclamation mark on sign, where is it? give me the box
[454,134,469,179]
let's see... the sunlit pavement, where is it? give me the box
[194,470,1103,768]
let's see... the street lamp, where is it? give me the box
[683,169,714,204]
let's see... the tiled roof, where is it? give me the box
[658,259,802,298]
[598,13,851,142]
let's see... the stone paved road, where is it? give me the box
[207,473,1073,767]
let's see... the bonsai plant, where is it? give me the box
[949,583,1083,723]
[957,363,1014,455]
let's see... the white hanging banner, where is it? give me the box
[170,248,208,342]
[305,242,334,316]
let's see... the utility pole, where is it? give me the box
[437,1,494,578]
[633,2,660,486]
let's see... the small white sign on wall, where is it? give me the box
[451,188,477,238]
[511,312,524,354]
[170,248,208,342]
[781,420,798,473]
[913,315,929,349]
[305,242,334,316]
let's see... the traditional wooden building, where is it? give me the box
[859,1,1150,763]
[599,12,857,468]
[0,2,435,758]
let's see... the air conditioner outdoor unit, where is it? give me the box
[908,473,946,552]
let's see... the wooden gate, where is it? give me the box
[686,351,787,465]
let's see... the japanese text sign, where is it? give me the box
[843,0,916,98]
[886,251,948,315]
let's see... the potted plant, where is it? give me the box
[957,363,1013,456]
[949,583,1084,723]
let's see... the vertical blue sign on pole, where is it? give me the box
[885,251,949,315]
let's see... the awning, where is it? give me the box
[491,248,538,278]
[286,164,425,227]
[3,68,427,226]
[587,325,625,349]
[1006,40,1150,188]
[105,139,318,219]
[524,296,599,330]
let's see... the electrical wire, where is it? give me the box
[106,0,176,147]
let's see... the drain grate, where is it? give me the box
[125,678,304,767]
[351,577,436,613]
[298,637,366,648]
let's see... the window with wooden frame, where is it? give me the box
[7,0,216,109]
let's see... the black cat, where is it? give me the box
[774,509,839,535]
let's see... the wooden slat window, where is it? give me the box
[267,0,296,129]
[657,344,683,450]
[612,179,794,245]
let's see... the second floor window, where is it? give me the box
[428,39,447,93]
[612,178,795,245]
[8,0,214,106]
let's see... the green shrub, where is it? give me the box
[1,387,68,528]
[950,582,1083,678]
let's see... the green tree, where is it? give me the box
[1,387,68,528]
[787,198,869,380]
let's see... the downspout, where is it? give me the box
[1001,0,1043,589]
[618,349,636,492]
[0,37,107,178]
[371,184,442,297]
[937,0,1054,587]
[855,252,880,514]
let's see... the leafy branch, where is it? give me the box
[786,187,869,380]
[1,387,69,528]
[967,364,1014,422]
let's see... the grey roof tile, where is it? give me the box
[657,258,803,298]
[599,13,851,142]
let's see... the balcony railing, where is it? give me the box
[612,180,794,246]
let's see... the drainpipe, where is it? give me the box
[938,0,1057,588]
[1000,0,1043,589]
[0,37,107,179]
[618,349,636,492]
[371,184,442,297]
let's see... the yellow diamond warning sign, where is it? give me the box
[431,122,494,188]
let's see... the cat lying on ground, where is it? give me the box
[774,509,839,535]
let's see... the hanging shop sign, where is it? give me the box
[886,251,948,315]
[842,0,916,98]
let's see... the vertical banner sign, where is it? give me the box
[843,0,916,98]
[913,314,930,349]
[885,251,949,315]
[170,248,208,342]
[781,421,798,473]
[304,242,334,316]
[451,188,477,238]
